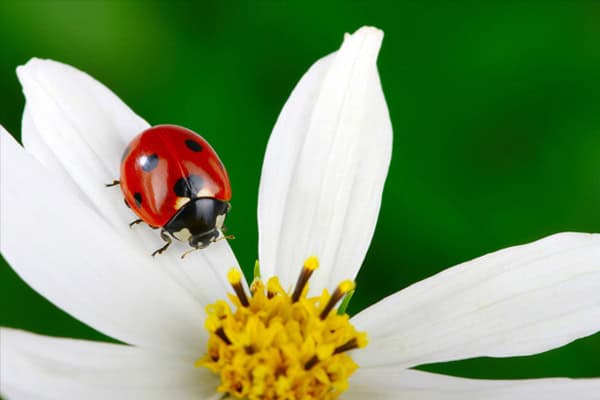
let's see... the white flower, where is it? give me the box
[1,26,600,399]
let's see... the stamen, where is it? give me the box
[320,280,355,319]
[267,276,281,299]
[291,256,319,302]
[249,278,263,295]
[200,257,367,400]
[215,327,232,345]
[227,268,249,307]
[334,338,357,354]
[304,355,319,370]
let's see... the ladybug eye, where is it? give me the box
[185,139,203,152]
[139,154,159,172]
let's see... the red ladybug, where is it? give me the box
[110,125,232,257]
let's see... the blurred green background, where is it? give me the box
[1,0,600,382]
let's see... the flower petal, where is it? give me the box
[352,233,600,368]
[18,58,149,229]
[258,27,392,294]
[21,106,92,206]
[0,328,221,400]
[1,127,210,354]
[346,368,600,399]
[17,58,239,308]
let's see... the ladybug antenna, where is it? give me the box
[216,234,235,242]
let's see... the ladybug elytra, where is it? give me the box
[111,125,232,257]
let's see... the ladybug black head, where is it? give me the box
[164,197,230,249]
[189,228,220,249]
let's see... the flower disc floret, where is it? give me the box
[198,257,367,399]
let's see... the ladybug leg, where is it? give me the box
[180,247,199,259]
[152,230,172,257]
[129,219,143,228]
[105,180,120,187]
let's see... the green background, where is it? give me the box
[1,0,600,382]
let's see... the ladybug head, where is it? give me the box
[189,229,220,249]
[164,198,231,249]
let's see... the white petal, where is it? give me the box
[17,58,239,308]
[258,26,392,294]
[21,107,91,207]
[346,368,600,399]
[0,328,221,400]
[1,128,210,354]
[18,58,149,230]
[352,233,600,368]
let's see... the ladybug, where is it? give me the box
[108,125,232,257]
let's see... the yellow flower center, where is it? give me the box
[197,256,367,399]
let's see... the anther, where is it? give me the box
[291,256,319,302]
[227,268,249,307]
[320,280,356,320]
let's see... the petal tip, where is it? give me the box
[351,26,384,39]
[15,59,42,84]
[347,26,384,46]
[17,57,43,74]
[17,58,72,85]
[341,26,384,62]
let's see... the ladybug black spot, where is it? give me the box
[185,139,203,152]
[134,192,143,207]
[139,154,159,172]
[121,146,131,162]
[173,174,204,198]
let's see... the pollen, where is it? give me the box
[197,257,367,400]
